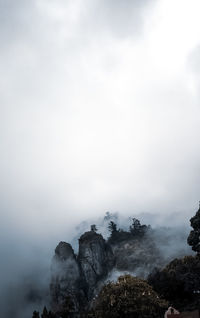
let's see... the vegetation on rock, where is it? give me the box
[32,207,200,317]
[91,275,168,318]
[107,218,150,245]
[148,206,200,311]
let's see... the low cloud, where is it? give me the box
[1,0,200,317]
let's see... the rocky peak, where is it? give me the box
[79,231,101,243]
[50,225,159,313]
[78,231,114,298]
[50,230,114,312]
[50,242,83,313]
[55,241,76,261]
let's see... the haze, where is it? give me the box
[0,1,200,316]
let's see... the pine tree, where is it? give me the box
[129,218,148,237]
[57,296,75,318]
[91,224,97,232]
[41,307,48,318]
[108,221,117,233]
[32,311,40,318]
[187,205,200,253]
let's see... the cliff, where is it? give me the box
[32,211,200,317]
[50,241,86,312]
[78,231,114,299]
[50,231,115,312]
[50,225,162,313]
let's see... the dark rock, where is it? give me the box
[49,224,185,315]
[50,242,86,313]
[50,232,114,314]
[78,231,114,299]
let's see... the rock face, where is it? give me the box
[78,231,114,298]
[50,242,85,312]
[50,232,114,312]
[50,227,169,314]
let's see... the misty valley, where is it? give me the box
[27,208,200,318]
[2,0,200,317]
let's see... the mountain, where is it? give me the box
[50,221,172,314]
[32,211,200,317]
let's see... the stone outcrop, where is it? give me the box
[50,242,86,312]
[50,232,114,312]
[78,231,114,298]
[50,227,168,313]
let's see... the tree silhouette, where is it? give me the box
[91,224,97,232]
[187,205,200,253]
[108,221,117,233]
[148,255,200,311]
[129,218,148,237]
[56,296,75,318]
[41,307,48,318]
[32,311,40,318]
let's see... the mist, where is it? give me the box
[0,211,194,317]
[1,0,200,317]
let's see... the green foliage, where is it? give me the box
[148,255,200,311]
[188,207,200,253]
[91,275,168,318]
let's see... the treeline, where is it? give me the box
[97,217,150,244]
[32,207,200,317]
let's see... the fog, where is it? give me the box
[1,0,200,317]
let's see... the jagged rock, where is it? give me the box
[50,233,114,314]
[50,230,162,313]
[78,231,114,299]
[49,223,189,315]
[50,242,86,313]
[32,210,199,318]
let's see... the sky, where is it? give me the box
[1,0,200,317]
[1,0,200,239]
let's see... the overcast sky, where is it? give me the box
[1,0,200,241]
[1,1,200,316]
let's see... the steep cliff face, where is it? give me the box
[50,242,86,312]
[50,228,165,313]
[78,231,114,298]
[50,232,114,312]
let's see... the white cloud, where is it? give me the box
[0,0,200,236]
